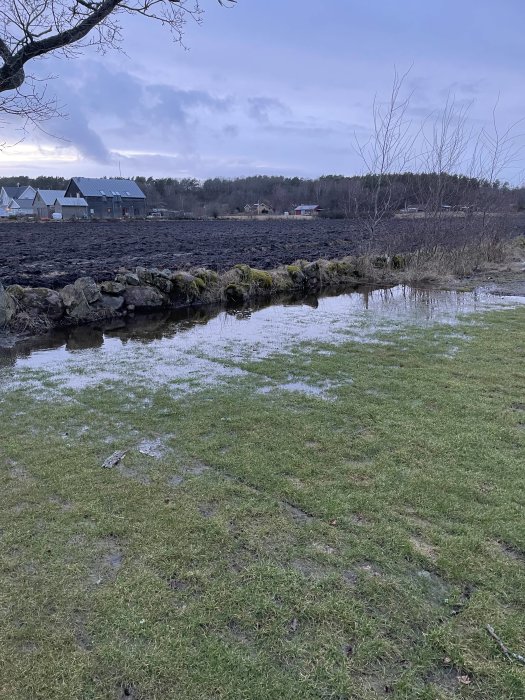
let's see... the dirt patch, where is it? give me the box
[495,540,524,562]
[73,611,92,651]
[137,436,172,459]
[7,463,32,481]
[226,620,254,645]
[183,463,211,476]
[167,577,190,591]
[356,561,383,577]
[290,558,331,580]
[118,683,141,699]
[409,535,438,562]
[89,537,123,585]
[282,502,314,524]
[228,546,259,573]
[285,476,305,490]
[48,495,73,511]
[347,513,370,527]
[342,570,358,585]
[312,543,336,555]
[115,464,151,485]
[198,503,218,518]
[426,664,466,693]
[416,570,451,605]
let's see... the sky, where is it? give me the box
[1,0,524,182]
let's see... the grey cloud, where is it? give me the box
[145,85,231,126]
[247,97,290,123]
[48,104,111,163]
[34,58,236,160]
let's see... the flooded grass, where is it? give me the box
[0,289,524,698]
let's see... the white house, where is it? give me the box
[0,185,36,216]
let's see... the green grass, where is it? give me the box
[0,308,524,699]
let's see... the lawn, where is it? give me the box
[0,306,524,699]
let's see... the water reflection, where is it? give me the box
[0,285,523,379]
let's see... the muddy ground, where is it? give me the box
[1,215,524,288]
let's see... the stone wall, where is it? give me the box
[0,257,398,335]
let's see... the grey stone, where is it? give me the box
[60,285,92,320]
[125,273,140,286]
[100,294,125,311]
[152,276,173,294]
[74,277,101,304]
[116,271,140,286]
[99,281,126,295]
[136,267,160,285]
[123,285,167,309]
[60,284,79,308]
[170,271,195,285]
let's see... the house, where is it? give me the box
[64,177,146,218]
[33,189,66,219]
[294,204,321,216]
[54,196,89,220]
[244,202,274,215]
[0,185,37,216]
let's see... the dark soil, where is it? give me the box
[1,215,523,288]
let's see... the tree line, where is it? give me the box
[1,172,523,220]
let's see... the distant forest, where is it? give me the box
[0,173,523,218]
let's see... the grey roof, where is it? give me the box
[14,198,34,208]
[3,186,23,198]
[71,177,145,199]
[34,189,66,205]
[55,196,88,207]
[3,185,35,200]
[295,204,319,210]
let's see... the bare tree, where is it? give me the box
[471,99,524,227]
[354,68,417,235]
[0,0,235,122]
[420,94,473,226]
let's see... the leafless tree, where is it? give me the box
[354,68,417,235]
[420,94,473,223]
[471,98,524,226]
[0,0,235,123]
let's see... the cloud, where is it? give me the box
[145,84,231,126]
[48,104,112,164]
[247,97,289,124]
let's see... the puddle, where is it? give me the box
[257,375,350,399]
[1,285,523,400]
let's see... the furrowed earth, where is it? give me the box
[1,215,524,288]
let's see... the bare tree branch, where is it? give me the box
[0,0,236,120]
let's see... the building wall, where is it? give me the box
[57,205,88,220]
[65,181,146,218]
[33,194,51,219]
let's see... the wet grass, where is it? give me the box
[0,308,524,698]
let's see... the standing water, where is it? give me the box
[1,285,524,398]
